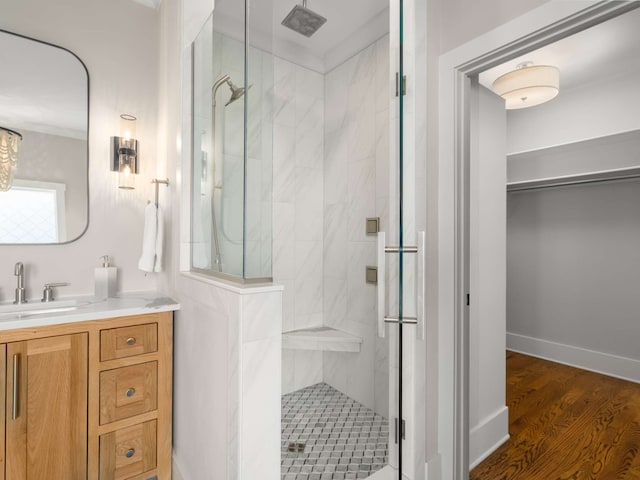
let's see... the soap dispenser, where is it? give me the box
[95,255,118,300]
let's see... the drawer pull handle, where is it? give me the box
[125,448,135,458]
[126,337,137,346]
[126,388,136,397]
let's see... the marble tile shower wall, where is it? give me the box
[323,37,390,417]
[274,37,390,414]
[273,57,325,394]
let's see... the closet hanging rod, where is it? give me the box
[507,169,640,192]
[151,178,169,207]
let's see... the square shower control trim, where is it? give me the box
[366,217,380,235]
[366,266,378,285]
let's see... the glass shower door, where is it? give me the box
[379,0,426,478]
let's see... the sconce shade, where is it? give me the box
[110,114,139,189]
[118,152,136,189]
[0,126,23,192]
[120,114,137,140]
[492,65,560,109]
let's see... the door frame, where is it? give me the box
[437,2,640,479]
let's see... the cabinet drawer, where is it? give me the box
[101,323,158,361]
[100,362,158,424]
[100,420,157,480]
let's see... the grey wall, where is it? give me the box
[507,179,640,361]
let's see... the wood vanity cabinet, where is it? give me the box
[0,311,173,480]
[6,333,88,479]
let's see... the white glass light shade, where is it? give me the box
[492,65,560,109]
[0,127,23,192]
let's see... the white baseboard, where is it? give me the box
[172,455,186,480]
[507,332,640,384]
[469,406,509,469]
[425,453,442,480]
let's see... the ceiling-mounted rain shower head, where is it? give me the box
[281,0,327,38]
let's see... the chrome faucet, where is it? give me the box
[13,262,26,304]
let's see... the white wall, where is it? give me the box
[171,275,283,480]
[272,56,326,395]
[507,68,640,153]
[468,85,508,466]
[0,0,159,301]
[438,0,551,54]
[275,34,391,415]
[322,36,390,416]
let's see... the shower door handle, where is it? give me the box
[417,231,425,340]
[377,231,426,339]
[377,232,386,338]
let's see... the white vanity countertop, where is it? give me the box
[0,291,180,331]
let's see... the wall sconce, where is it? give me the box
[110,114,139,189]
[0,126,23,192]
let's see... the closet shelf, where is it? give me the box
[282,326,363,353]
[507,129,640,192]
[507,166,640,192]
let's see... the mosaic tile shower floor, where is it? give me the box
[281,383,389,480]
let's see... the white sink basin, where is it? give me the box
[0,299,91,317]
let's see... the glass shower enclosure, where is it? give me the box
[191,0,273,282]
[190,0,425,478]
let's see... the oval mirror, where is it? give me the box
[0,30,89,244]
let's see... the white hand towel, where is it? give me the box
[138,203,164,273]
[154,204,164,272]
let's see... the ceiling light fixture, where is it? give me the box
[492,62,560,109]
[0,126,23,192]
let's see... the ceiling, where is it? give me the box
[268,0,387,59]
[213,0,389,72]
[479,6,640,94]
[7,0,635,137]
[212,2,640,78]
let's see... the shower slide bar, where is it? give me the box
[377,231,426,340]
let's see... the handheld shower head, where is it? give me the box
[281,0,327,37]
[224,79,247,107]
[212,75,250,107]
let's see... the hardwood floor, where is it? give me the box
[470,351,640,480]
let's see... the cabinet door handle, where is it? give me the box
[126,337,136,346]
[12,353,20,420]
[125,388,136,397]
[125,448,135,458]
